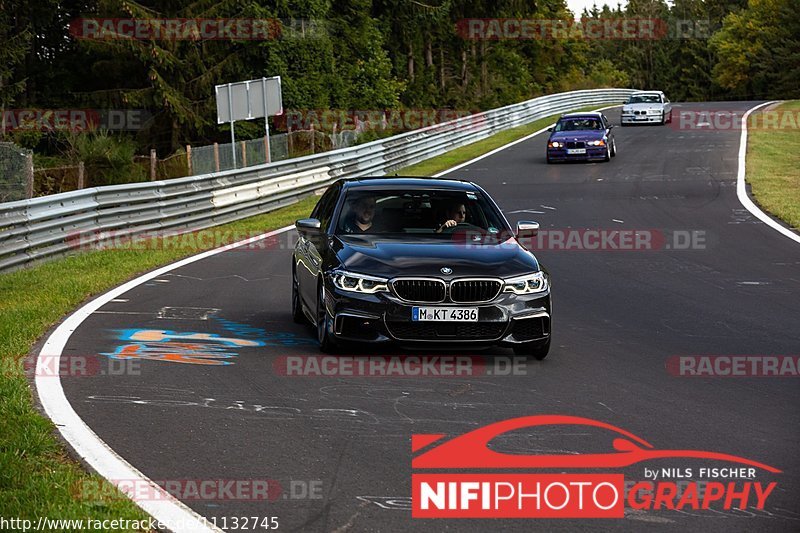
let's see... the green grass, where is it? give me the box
[747,100,800,230]
[400,106,602,176]
[0,102,615,527]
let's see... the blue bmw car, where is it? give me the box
[546,112,616,163]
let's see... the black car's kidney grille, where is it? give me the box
[450,280,502,303]
[386,322,506,340]
[566,141,585,149]
[392,279,446,302]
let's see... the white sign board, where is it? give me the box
[216,76,282,124]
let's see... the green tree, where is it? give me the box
[710,0,800,98]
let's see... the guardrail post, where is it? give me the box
[25,152,34,199]
[77,161,85,189]
[186,145,192,175]
[241,140,247,167]
[213,142,220,172]
[150,149,157,181]
[288,132,293,158]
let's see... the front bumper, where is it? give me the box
[323,282,551,348]
[547,146,607,161]
[621,112,663,124]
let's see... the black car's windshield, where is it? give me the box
[553,118,603,132]
[335,189,509,237]
[628,94,661,104]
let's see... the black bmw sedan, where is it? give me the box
[291,177,552,358]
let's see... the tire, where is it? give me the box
[513,338,551,360]
[660,113,667,125]
[603,144,611,162]
[610,138,617,157]
[316,282,337,353]
[546,155,553,164]
[667,110,673,123]
[291,265,306,324]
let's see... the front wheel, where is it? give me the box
[291,266,306,324]
[513,337,551,360]
[316,282,337,353]
[610,138,617,157]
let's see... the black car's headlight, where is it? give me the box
[503,271,549,295]
[331,270,389,294]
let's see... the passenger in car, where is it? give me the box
[435,202,467,233]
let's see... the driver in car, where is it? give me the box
[341,195,377,234]
[436,202,467,233]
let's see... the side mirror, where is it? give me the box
[295,218,321,235]
[547,127,554,132]
[516,220,539,237]
[608,124,615,129]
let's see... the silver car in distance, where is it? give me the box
[621,91,673,125]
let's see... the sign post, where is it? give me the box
[215,76,283,169]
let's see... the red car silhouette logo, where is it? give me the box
[412,415,781,472]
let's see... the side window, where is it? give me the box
[311,186,340,231]
[602,115,609,128]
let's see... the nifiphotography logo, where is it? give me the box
[411,415,780,518]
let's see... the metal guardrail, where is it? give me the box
[0,88,635,272]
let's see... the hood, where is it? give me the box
[549,130,605,142]
[332,235,540,279]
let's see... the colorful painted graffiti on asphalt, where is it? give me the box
[103,329,264,365]
[103,319,315,366]
[215,318,317,346]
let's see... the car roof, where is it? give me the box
[631,91,664,96]
[339,176,479,192]
[559,112,603,119]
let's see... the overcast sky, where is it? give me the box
[566,0,627,16]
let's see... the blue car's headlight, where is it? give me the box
[503,271,548,295]
[331,270,389,294]
[588,139,606,146]
[549,141,562,148]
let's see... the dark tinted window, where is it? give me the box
[334,189,509,240]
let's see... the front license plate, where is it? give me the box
[412,307,479,322]
[566,148,586,155]
[635,116,647,120]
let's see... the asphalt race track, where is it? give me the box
[54,103,799,531]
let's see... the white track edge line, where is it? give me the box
[36,225,294,533]
[736,101,800,244]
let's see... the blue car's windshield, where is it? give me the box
[554,118,603,132]
[335,189,509,238]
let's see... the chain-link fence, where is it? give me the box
[188,129,365,175]
[0,142,33,202]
